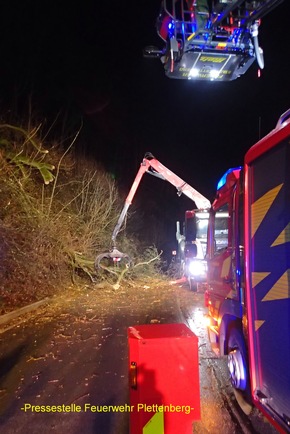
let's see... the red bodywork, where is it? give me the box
[128,323,200,433]
[243,110,290,433]
[206,109,290,433]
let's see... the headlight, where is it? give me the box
[188,260,207,277]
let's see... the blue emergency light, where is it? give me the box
[217,167,242,190]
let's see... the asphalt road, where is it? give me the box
[0,281,280,434]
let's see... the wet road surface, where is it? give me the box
[0,281,280,434]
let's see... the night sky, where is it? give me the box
[1,0,290,251]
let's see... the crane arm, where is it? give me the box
[111,158,149,245]
[145,154,211,209]
[111,153,210,247]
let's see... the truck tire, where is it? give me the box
[227,328,252,414]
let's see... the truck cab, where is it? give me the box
[206,167,245,356]
[205,167,251,408]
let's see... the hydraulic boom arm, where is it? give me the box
[95,152,210,267]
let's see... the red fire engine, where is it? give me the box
[205,109,290,433]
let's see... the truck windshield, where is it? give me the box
[215,207,229,252]
[196,213,209,257]
[196,213,209,239]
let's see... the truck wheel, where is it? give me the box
[188,278,197,292]
[227,328,252,414]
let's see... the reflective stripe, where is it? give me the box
[143,412,164,434]
[251,183,283,237]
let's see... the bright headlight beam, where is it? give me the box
[188,260,207,276]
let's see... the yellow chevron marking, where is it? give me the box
[221,256,231,278]
[252,272,270,287]
[271,222,290,246]
[255,320,265,331]
[143,411,164,434]
[251,184,283,238]
[262,270,290,301]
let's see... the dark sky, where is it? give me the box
[1,0,290,249]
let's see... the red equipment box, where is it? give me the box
[128,323,200,434]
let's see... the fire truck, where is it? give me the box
[205,109,290,433]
